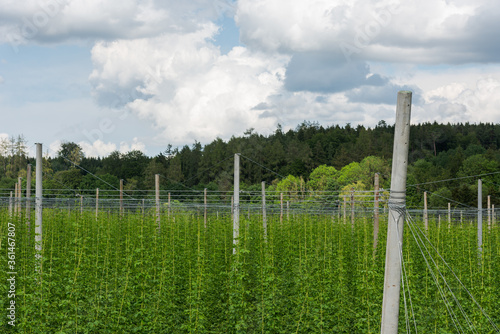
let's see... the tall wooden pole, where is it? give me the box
[487,195,491,229]
[204,188,207,229]
[262,181,267,240]
[120,179,124,216]
[478,179,483,255]
[424,191,428,230]
[280,193,283,224]
[233,153,240,254]
[168,192,171,217]
[35,143,43,274]
[351,187,355,227]
[380,91,412,334]
[155,174,160,232]
[95,188,99,219]
[14,182,18,216]
[448,203,451,229]
[18,177,22,215]
[9,191,13,217]
[374,173,380,252]
[26,164,32,234]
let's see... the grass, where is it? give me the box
[1,208,499,333]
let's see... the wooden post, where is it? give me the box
[168,192,171,217]
[280,193,283,224]
[14,182,18,216]
[262,181,267,240]
[155,174,160,232]
[26,164,32,234]
[9,191,13,217]
[424,191,428,230]
[204,188,207,229]
[95,188,99,219]
[120,179,124,216]
[233,153,240,254]
[478,179,483,255]
[35,143,43,275]
[487,195,491,229]
[16,177,21,216]
[374,173,380,252]
[80,195,83,214]
[350,187,355,227]
[448,203,451,229]
[286,200,289,221]
[380,91,412,334]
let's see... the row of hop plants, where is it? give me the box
[1,208,500,333]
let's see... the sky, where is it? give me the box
[1,0,500,158]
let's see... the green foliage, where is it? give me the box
[1,209,500,332]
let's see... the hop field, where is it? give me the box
[1,208,500,333]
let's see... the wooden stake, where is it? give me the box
[204,188,207,229]
[26,164,31,234]
[262,181,267,240]
[381,91,412,334]
[95,188,99,219]
[120,179,124,216]
[374,173,380,252]
[155,174,160,232]
[233,153,240,254]
[424,191,428,231]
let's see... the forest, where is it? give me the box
[1,120,499,209]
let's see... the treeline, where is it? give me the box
[1,121,499,208]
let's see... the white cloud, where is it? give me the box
[90,27,290,145]
[79,138,147,157]
[0,0,235,45]
[0,76,4,84]
[236,0,493,64]
[119,137,146,153]
[79,139,117,157]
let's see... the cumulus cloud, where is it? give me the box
[79,137,147,157]
[90,26,290,144]
[236,0,494,64]
[0,0,235,45]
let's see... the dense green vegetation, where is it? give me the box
[1,121,500,209]
[1,208,499,333]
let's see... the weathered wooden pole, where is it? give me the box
[155,174,160,232]
[448,203,451,229]
[493,204,496,225]
[120,179,124,216]
[35,143,43,274]
[168,192,171,217]
[487,195,491,229]
[424,191,428,230]
[478,179,483,255]
[233,153,240,254]
[351,187,355,227]
[374,173,380,252]
[262,181,267,239]
[18,177,22,215]
[204,188,207,229]
[380,91,412,334]
[9,191,13,217]
[26,164,32,234]
[14,182,18,215]
[95,188,99,219]
[280,192,283,224]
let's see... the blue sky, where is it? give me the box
[1,0,500,157]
